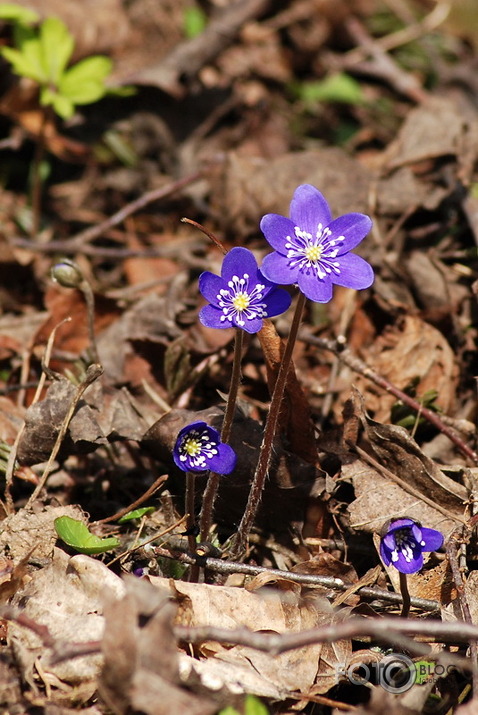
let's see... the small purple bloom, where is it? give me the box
[198,247,291,334]
[173,421,236,475]
[260,184,374,302]
[380,518,444,574]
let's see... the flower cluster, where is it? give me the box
[379,518,444,574]
[199,246,291,334]
[260,184,374,302]
[173,421,236,475]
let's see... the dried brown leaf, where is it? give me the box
[0,504,86,560]
[99,577,217,715]
[384,95,478,171]
[16,377,106,466]
[9,549,124,686]
[258,319,318,464]
[352,315,458,422]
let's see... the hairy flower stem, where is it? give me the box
[185,472,197,555]
[231,292,307,558]
[199,329,244,542]
[399,572,411,618]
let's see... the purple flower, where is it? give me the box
[260,184,374,302]
[380,518,444,574]
[173,421,236,475]
[198,247,291,334]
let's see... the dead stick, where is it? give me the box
[25,363,103,507]
[92,474,168,525]
[446,527,478,693]
[300,332,478,466]
[153,545,440,612]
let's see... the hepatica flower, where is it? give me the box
[260,184,374,302]
[173,421,236,475]
[198,247,291,334]
[380,518,444,574]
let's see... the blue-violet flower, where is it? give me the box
[260,184,374,302]
[173,421,237,475]
[380,518,444,574]
[198,246,291,334]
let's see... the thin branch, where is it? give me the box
[174,616,476,668]
[10,170,204,255]
[299,332,478,465]
[153,544,440,612]
[92,473,168,525]
[446,526,478,692]
[25,363,103,507]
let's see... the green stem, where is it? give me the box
[230,292,306,558]
[199,328,244,542]
[399,571,411,618]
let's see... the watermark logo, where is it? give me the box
[337,654,455,694]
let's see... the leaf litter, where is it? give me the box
[1,1,478,713]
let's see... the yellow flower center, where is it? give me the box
[232,292,250,312]
[304,244,323,262]
[184,438,201,456]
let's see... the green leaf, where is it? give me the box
[295,73,365,106]
[54,516,120,554]
[39,17,74,84]
[45,89,74,119]
[0,3,39,24]
[218,696,269,715]
[59,55,112,104]
[183,6,207,38]
[118,507,155,523]
[1,44,44,81]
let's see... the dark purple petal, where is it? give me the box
[261,251,299,284]
[263,287,292,317]
[240,316,264,334]
[289,184,332,233]
[331,253,374,290]
[327,213,373,255]
[208,442,237,475]
[386,518,416,532]
[221,246,259,283]
[379,540,392,566]
[198,272,225,306]
[297,271,333,302]
[199,304,234,330]
[420,528,444,552]
[394,550,424,574]
[260,214,296,254]
[411,523,423,543]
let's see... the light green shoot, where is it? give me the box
[0,10,114,119]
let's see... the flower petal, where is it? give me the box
[289,184,332,233]
[198,272,225,306]
[262,287,292,317]
[331,253,374,290]
[240,316,264,334]
[260,214,296,254]
[328,213,373,254]
[261,251,299,285]
[420,528,444,552]
[386,518,416,532]
[199,304,232,330]
[208,442,237,474]
[379,540,392,566]
[221,246,259,282]
[395,551,424,574]
[297,271,333,302]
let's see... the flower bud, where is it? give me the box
[51,259,84,289]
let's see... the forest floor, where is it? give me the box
[0,1,478,713]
